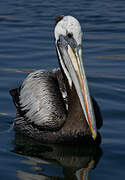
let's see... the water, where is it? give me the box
[0,0,125,179]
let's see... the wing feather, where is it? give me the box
[19,70,66,130]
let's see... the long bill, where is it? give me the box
[57,35,97,140]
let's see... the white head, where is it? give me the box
[55,15,82,46]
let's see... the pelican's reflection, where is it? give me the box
[12,133,103,180]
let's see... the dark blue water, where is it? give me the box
[0,0,125,179]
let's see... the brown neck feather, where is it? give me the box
[62,71,89,134]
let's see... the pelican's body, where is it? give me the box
[10,16,103,144]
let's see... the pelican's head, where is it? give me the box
[55,15,97,140]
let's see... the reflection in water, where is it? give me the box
[12,133,103,180]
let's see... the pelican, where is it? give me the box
[10,15,103,144]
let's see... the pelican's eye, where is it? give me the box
[67,33,73,39]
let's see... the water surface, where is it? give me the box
[0,0,125,179]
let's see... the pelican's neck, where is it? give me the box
[68,85,79,108]
[61,71,89,135]
[62,71,82,113]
